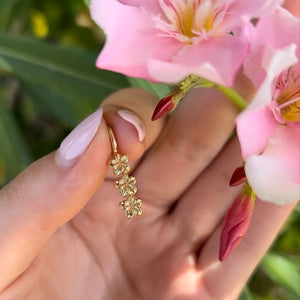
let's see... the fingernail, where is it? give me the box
[55,109,103,167]
[117,110,146,142]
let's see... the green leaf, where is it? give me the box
[0,34,129,105]
[0,0,22,32]
[261,252,300,296]
[0,87,32,179]
[0,56,11,71]
[83,0,90,6]
[128,77,171,99]
[293,202,300,214]
[21,80,95,128]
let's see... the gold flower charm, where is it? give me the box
[108,127,143,219]
[120,196,143,219]
[110,153,130,176]
[115,175,137,197]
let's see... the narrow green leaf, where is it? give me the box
[0,157,6,185]
[0,34,129,104]
[261,252,300,296]
[0,0,21,31]
[128,77,171,99]
[21,80,95,128]
[0,56,11,71]
[293,202,300,214]
[83,0,90,6]
[0,88,32,178]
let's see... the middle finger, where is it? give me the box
[134,87,240,207]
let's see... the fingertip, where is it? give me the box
[104,109,145,161]
[101,88,166,162]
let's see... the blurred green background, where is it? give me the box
[0,0,299,299]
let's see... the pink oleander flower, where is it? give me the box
[237,61,300,205]
[244,6,300,88]
[219,185,255,261]
[91,0,282,87]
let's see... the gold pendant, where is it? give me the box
[108,127,142,219]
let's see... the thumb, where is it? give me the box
[0,108,111,291]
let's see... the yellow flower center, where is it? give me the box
[276,86,300,122]
[178,4,214,37]
[157,0,223,43]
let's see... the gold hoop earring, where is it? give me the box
[108,127,143,219]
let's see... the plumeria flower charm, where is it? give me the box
[116,175,138,197]
[120,196,143,219]
[108,127,143,219]
[110,153,130,177]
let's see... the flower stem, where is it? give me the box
[188,76,248,110]
[216,85,248,111]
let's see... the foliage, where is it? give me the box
[0,0,298,298]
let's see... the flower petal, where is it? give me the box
[243,6,299,89]
[237,107,277,160]
[245,44,298,107]
[220,0,283,31]
[227,0,283,19]
[255,7,300,58]
[116,0,162,14]
[148,35,248,86]
[245,124,300,204]
[91,0,182,80]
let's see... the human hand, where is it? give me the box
[0,86,296,300]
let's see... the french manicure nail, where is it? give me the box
[55,109,103,167]
[117,110,146,142]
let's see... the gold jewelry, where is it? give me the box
[108,127,142,219]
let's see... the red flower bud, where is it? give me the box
[229,166,247,186]
[152,94,175,121]
[152,86,186,121]
[152,75,204,121]
[219,186,255,261]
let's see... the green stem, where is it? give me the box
[177,75,248,111]
[216,85,247,111]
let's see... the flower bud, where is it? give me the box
[219,186,255,261]
[151,88,185,121]
[229,166,247,186]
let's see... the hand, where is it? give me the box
[0,85,295,300]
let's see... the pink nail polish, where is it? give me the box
[117,110,146,142]
[55,109,103,167]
